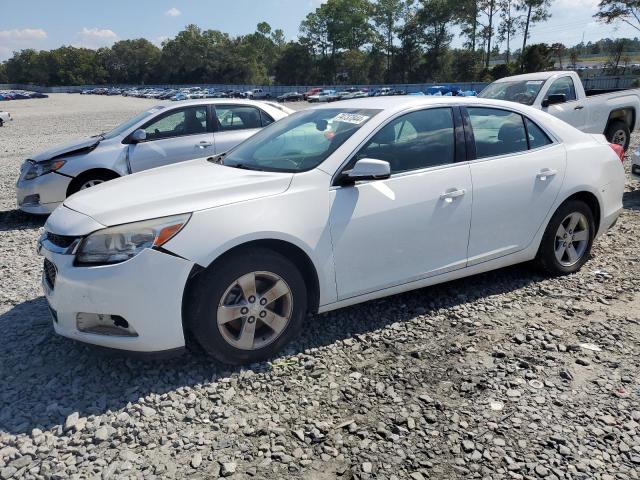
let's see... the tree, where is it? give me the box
[498,0,520,64]
[517,0,552,72]
[551,42,565,69]
[371,0,405,79]
[457,0,481,52]
[416,0,455,80]
[595,0,640,32]
[521,43,553,72]
[106,39,161,84]
[274,42,314,84]
[478,0,501,69]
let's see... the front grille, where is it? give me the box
[46,232,78,249]
[43,259,57,289]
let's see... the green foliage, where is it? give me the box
[520,43,553,73]
[595,0,640,32]
[0,2,593,87]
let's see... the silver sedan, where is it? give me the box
[16,99,293,214]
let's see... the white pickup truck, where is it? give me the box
[479,71,640,150]
[243,88,271,100]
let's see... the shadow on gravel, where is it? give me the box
[0,208,46,232]
[623,188,640,211]
[0,263,543,435]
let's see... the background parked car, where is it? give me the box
[303,87,322,100]
[16,99,293,214]
[277,92,303,102]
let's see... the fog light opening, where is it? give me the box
[76,313,138,337]
[20,194,40,206]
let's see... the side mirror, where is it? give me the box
[129,129,147,143]
[344,158,391,183]
[542,93,566,108]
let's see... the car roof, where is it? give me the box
[492,71,573,83]
[310,95,537,114]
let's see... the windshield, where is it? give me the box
[478,80,545,105]
[222,108,380,172]
[101,106,166,140]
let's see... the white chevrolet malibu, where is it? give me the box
[39,97,625,364]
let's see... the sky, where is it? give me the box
[1,0,639,61]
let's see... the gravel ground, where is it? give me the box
[0,94,639,480]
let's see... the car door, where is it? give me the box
[464,107,566,265]
[329,107,473,300]
[128,105,213,173]
[542,76,586,129]
[212,105,273,154]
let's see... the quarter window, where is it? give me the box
[545,76,577,102]
[355,108,455,173]
[525,118,552,149]
[143,107,207,140]
[216,106,263,131]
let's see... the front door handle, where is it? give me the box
[537,168,557,181]
[574,105,584,110]
[440,189,466,203]
[197,141,213,148]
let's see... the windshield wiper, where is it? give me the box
[228,163,265,171]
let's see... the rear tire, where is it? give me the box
[187,247,307,365]
[535,200,595,275]
[605,120,630,151]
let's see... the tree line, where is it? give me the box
[1,0,639,86]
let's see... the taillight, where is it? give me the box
[609,143,625,162]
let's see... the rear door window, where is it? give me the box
[467,108,528,159]
[215,106,263,131]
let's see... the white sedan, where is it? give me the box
[38,96,625,364]
[16,99,292,214]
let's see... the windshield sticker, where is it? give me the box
[332,113,370,124]
[525,81,544,85]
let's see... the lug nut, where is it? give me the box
[241,307,249,315]
[247,316,255,324]
[259,311,267,318]
[260,298,267,306]
[248,295,256,303]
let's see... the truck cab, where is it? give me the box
[480,71,640,150]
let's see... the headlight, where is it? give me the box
[76,214,191,265]
[23,159,67,180]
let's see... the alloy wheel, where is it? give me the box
[554,212,589,267]
[80,179,104,190]
[612,129,627,147]
[217,271,293,350]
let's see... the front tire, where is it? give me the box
[535,200,595,275]
[605,120,630,151]
[187,247,307,365]
[67,171,119,196]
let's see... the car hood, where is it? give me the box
[31,136,101,162]
[63,158,294,227]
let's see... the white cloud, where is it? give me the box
[165,7,181,17]
[74,27,118,49]
[0,28,48,60]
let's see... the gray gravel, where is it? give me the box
[1,94,640,479]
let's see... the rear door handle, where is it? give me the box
[197,141,213,148]
[574,105,584,110]
[440,189,466,203]
[537,168,557,180]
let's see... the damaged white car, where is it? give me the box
[16,99,292,214]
